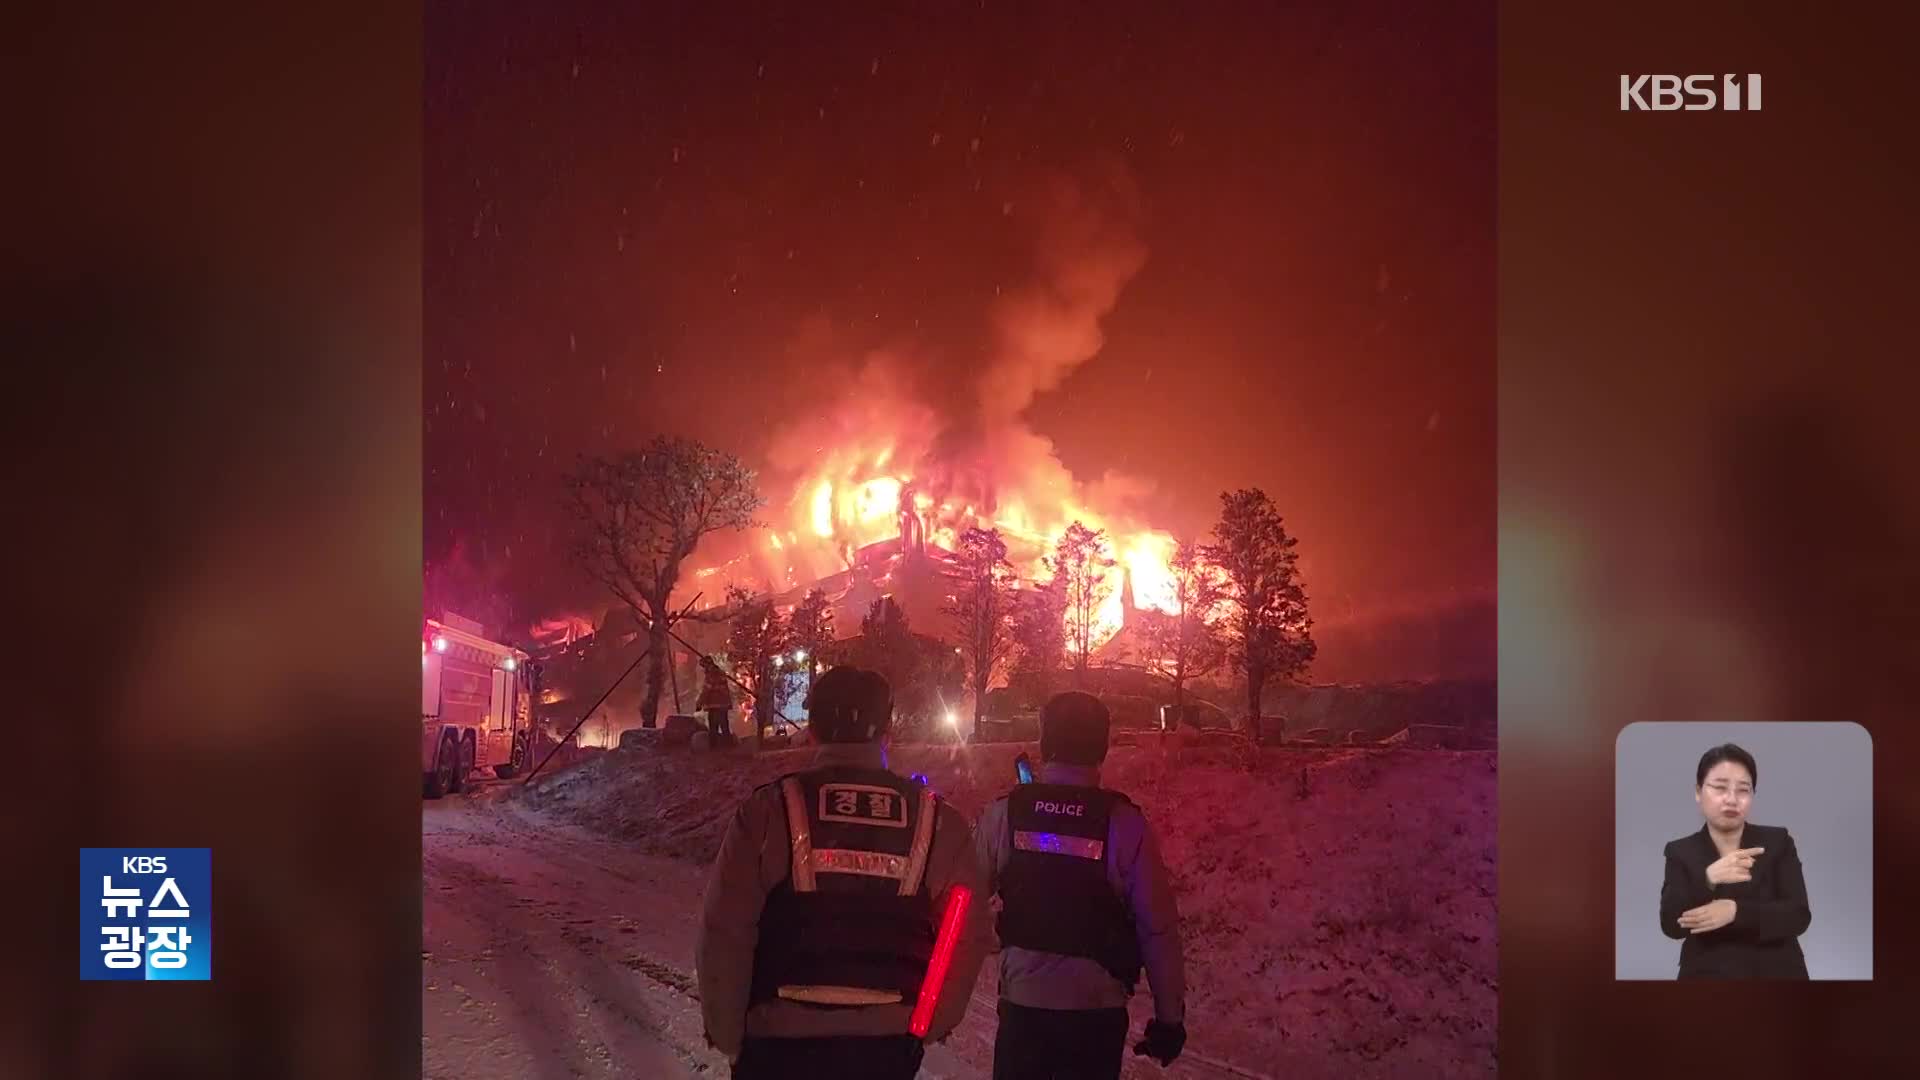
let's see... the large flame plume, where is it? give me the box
[689,168,1187,650]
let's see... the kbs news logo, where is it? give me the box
[1619,74,1763,111]
[80,848,212,980]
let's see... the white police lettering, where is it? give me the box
[811,847,908,879]
[1034,800,1085,816]
[818,783,909,828]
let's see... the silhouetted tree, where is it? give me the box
[1139,540,1230,729]
[564,437,763,728]
[845,596,963,739]
[1206,489,1315,740]
[1051,521,1116,686]
[1010,574,1068,704]
[787,588,835,695]
[944,527,1018,738]
[725,585,792,740]
[853,596,917,694]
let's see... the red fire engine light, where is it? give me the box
[908,884,972,1039]
[432,637,449,653]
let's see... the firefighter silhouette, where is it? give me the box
[697,656,735,745]
[897,481,925,555]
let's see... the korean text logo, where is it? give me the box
[81,848,212,980]
[1619,74,1762,111]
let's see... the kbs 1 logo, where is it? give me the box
[80,848,212,980]
[1619,74,1763,111]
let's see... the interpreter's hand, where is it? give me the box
[1705,847,1765,887]
[1678,898,1737,934]
[1132,1019,1186,1066]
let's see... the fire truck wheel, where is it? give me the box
[495,733,527,779]
[425,734,458,799]
[453,733,476,793]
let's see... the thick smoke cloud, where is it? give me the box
[980,167,1149,421]
[741,165,1160,586]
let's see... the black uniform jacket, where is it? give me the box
[1660,822,1811,979]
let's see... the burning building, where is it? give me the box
[670,164,1186,652]
[531,166,1276,729]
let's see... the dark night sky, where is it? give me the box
[424,1,1495,683]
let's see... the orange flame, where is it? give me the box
[746,437,1185,651]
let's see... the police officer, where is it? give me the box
[976,691,1187,1079]
[697,666,990,1078]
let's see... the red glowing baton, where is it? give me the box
[908,884,973,1039]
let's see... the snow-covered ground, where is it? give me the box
[426,736,1495,1078]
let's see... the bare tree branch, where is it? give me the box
[562,438,766,726]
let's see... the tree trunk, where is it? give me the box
[639,613,669,728]
[1171,677,1186,732]
[1245,667,1264,743]
[965,649,980,738]
[667,646,683,714]
[752,673,769,753]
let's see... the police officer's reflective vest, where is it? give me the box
[996,783,1143,989]
[747,765,940,1006]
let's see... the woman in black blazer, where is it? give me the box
[1659,743,1811,978]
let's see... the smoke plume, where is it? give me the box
[980,167,1149,421]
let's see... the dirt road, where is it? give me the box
[423,790,1251,1080]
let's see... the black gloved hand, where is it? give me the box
[1132,1019,1186,1066]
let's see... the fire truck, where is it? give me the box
[422,614,532,798]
